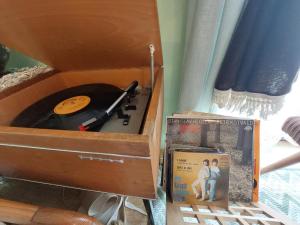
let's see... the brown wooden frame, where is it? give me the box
[0,198,103,225]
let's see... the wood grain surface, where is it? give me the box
[0,142,155,198]
[0,0,162,71]
[0,198,103,225]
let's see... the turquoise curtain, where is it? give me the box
[178,0,245,113]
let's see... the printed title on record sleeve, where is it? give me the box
[168,118,254,126]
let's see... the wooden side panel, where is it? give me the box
[58,67,151,89]
[0,145,155,198]
[0,69,56,100]
[146,69,164,188]
[142,69,163,135]
[0,126,149,157]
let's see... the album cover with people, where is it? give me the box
[172,151,230,208]
[165,116,254,202]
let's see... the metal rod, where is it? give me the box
[80,80,138,131]
[106,80,138,115]
[106,92,127,115]
[149,44,155,92]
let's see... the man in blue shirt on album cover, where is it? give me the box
[208,159,220,202]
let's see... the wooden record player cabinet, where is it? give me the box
[0,0,163,199]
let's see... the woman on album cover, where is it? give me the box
[192,159,210,201]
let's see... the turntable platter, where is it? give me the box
[11,83,123,131]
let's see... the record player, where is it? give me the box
[0,0,163,198]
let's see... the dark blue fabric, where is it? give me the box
[215,0,300,96]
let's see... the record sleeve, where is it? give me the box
[165,114,255,203]
[172,151,230,209]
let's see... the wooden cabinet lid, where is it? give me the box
[0,0,162,71]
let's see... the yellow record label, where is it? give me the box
[54,96,91,115]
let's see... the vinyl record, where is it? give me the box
[11,83,124,131]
